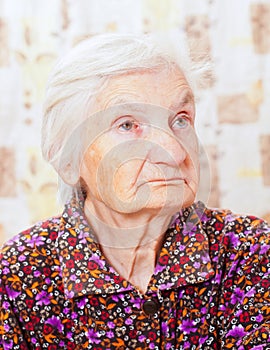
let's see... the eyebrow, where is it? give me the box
[105,90,195,113]
[106,96,147,113]
[169,91,195,111]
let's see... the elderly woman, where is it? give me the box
[1,34,270,350]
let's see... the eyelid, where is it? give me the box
[111,115,136,128]
[171,112,191,126]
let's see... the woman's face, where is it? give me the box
[79,66,199,215]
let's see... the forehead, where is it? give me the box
[95,67,194,112]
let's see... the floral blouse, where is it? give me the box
[0,197,270,349]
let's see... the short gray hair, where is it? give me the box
[41,32,199,204]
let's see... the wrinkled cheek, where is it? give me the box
[184,134,200,182]
[111,159,143,202]
[83,159,133,209]
[190,162,200,196]
[96,161,162,212]
[111,160,167,201]
[193,158,200,186]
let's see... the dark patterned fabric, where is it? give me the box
[1,197,270,349]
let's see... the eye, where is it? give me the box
[118,118,139,132]
[171,114,190,129]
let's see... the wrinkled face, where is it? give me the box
[79,66,200,215]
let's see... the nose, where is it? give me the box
[146,125,187,167]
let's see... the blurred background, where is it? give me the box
[0,0,270,244]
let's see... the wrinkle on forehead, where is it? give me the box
[99,92,195,122]
[103,95,148,113]
[94,67,195,114]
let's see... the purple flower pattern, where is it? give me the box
[0,198,270,349]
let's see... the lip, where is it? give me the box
[148,178,184,182]
[138,178,186,187]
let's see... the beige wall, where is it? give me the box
[1,0,270,244]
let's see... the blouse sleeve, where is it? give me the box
[0,259,30,349]
[221,219,270,348]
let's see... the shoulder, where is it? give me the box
[197,202,270,244]
[197,206,270,347]
[197,204,270,299]
[194,202,270,267]
[0,215,62,276]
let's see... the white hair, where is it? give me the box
[41,32,204,204]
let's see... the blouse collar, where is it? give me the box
[57,197,214,299]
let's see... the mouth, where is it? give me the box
[138,178,186,187]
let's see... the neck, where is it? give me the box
[83,197,176,248]
[83,197,177,293]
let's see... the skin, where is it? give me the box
[79,66,199,293]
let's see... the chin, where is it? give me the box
[143,195,196,215]
[108,185,197,214]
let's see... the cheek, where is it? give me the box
[80,133,117,173]
[181,130,200,179]
[184,127,199,148]
[81,143,144,200]
[112,159,144,192]
[176,128,199,159]
[80,142,105,190]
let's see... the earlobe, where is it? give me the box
[58,162,79,186]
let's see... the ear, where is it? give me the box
[57,162,79,186]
